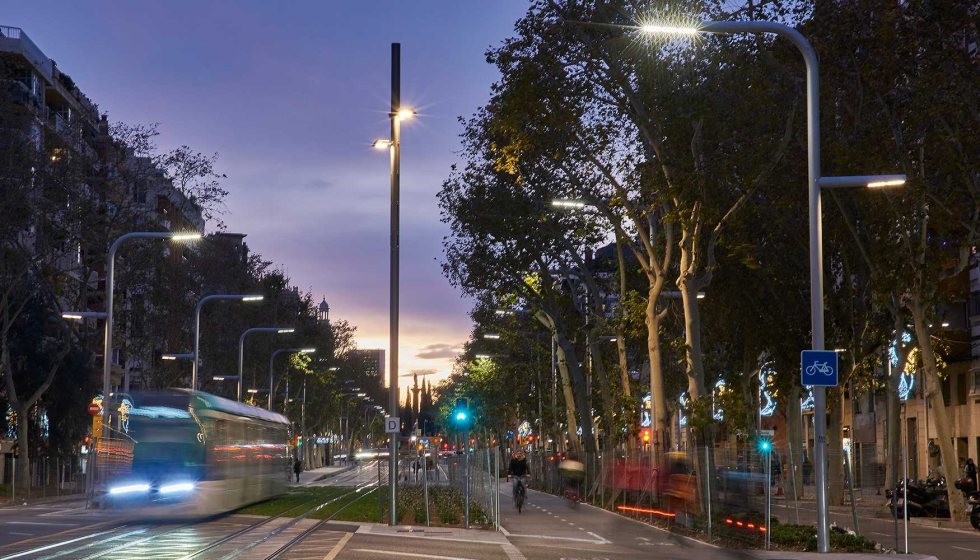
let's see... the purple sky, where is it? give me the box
[7,1,530,392]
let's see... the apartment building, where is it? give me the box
[0,25,204,393]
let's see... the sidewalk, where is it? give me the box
[289,464,355,486]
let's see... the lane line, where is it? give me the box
[500,542,527,560]
[7,534,32,537]
[505,533,606,544]
[952,546,980,552]
[352,549,476,560]
[4,522,80,527]
[0,529,118,560]
[322,532,353,560]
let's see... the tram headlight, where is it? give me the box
[159,482,195,494]
[109,483,150,495]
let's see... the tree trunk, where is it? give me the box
[678,268,706,401]
[556,332,597,454]
[912,303,967,521]
[786,386,804,499]
[554,340,582,453]
[588,330,616,450]
[16,405,29,501]
[645,281,668,445]
[827,387,845,506]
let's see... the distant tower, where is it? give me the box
[317,297,330,324]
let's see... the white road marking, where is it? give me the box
[8,533,32,536]
[952,546,980,552]
[322,532,353,560]
[0,529,116,560]
[588,532,611,544]
[505,534,607,544]
[352,549,476,560]
[4,522,80,526]
[501,542,527,560]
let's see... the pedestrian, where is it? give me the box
[293,457,303,483]
[967,458,978,493]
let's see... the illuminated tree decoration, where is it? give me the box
[890,332,915,402]
[760,367,777,417]
[640,394,652,428]
[679,392,688,426]
[801,386,815,411]
[713,379,726,421]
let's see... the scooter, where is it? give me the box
[887,478,950,518]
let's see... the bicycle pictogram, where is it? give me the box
[805,361,835,377]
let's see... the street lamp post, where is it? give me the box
[373,42,415,526]
[238,327,294,402]
[267,348,315,411]
[192,294,264,391]
[64,230,200,505]
[640,20,905,551]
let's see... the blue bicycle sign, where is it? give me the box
[801,350,839,387]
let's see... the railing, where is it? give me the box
[1,455,89,504]
[0,26,52,77]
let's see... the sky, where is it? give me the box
[5,1,531,396]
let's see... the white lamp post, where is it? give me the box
[191,294,264,391]
[639,20,905,551]
[238,327,294,402]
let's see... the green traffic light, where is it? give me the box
[455,411,467,421]
[759,439,771,452]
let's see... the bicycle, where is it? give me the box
[512,476,527,513]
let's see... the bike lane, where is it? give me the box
[498,486,721,560]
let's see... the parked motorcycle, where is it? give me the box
[967,491,980,530]
[887,478,950,518]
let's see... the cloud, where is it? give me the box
[304,178,332,190]
[415,343,463,360]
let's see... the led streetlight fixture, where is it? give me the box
[162,353,193,361]
[62,311,107,320]
[551,199,587,208]
[396,108,416,120]
[483,334,500,339]
[640,24,700,35]
[241,295,264,302]
[170,233,203,242]
[373,139,393,149]
[277,328,295,334]
[818,175,907,189]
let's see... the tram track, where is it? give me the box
[0,487,361,560]
[214,481,377,560]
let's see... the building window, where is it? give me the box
[942,375,952,404]
[958,373,968,405]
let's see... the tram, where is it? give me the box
[100,389,290,517]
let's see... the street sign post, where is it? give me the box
[801,350,839,387]
[385,417,400,433]
[760,429,775,437]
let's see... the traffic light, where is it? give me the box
[641,428,651,444]
[758,438,772,453]
[83,435,90,445]
[454,398,470,424]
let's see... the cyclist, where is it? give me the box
[508,451,530,507]
[559,455,585,505]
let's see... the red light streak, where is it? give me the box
[616,506,676,518]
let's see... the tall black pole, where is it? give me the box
[388,42,401,526]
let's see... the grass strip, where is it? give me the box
[237,486,347,517]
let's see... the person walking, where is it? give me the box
[967,458,978,493]
[293,457,303,483]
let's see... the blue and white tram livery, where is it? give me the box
[101,389,290,517]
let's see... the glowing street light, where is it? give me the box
[62,311,107,320]
[551,199,586,208]
[162,353,193,361]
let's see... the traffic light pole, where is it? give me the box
[464,428,470,529]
